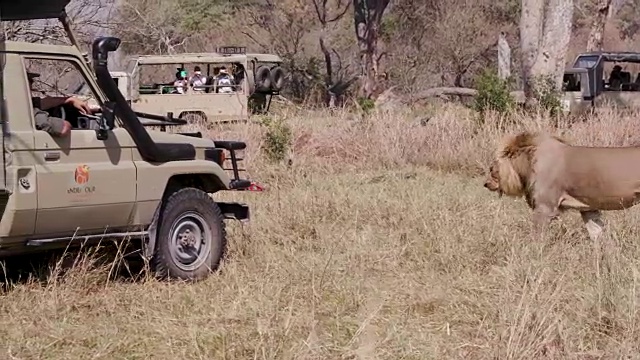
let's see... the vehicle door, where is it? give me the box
[0,53,36,238]
[22,55,137,236]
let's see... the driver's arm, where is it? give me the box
[34,107,71,137]
[39,96,93,114]
[38,96,68,110]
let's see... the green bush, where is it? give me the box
[473,69,515,118]
[260,116,292,163]
[357,97,376,115]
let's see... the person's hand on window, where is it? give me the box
[64,97,92,115]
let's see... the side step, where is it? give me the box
[26,231,148,247]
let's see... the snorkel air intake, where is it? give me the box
[91,37,195,162]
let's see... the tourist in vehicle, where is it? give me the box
[215,66,235,93]
[172,69,188,94]
[232,63,246,91]
[189,66,207,93]
[608,65,623,89]
[28,72,94,137]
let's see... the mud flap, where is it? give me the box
[143,202,162,259]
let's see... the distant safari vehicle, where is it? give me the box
[106,48,286,124]
[561,51,640,115]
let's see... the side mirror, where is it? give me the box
[96,101,116,140]
[101,101,116,129]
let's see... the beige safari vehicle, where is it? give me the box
[109,49,285,124]
[561,67,591,115]
[0,0,257,281]
[561,51,640,115]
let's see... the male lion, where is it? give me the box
[483,131,640,241]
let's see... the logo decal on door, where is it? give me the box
[68,164,95,196]
[74,165,90,184]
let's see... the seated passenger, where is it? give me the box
[232,63,246,91]
[172,69,188,94]
[215,67,235,93]
[189,66,207,93]
[608,65,623,89]
[28,72,95,137]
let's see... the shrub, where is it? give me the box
[473,69,515,121]
[260,116,292,163]
[357,97,376,116]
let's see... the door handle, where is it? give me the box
[44,152,60,161]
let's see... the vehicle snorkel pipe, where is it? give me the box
[91,37,195,163]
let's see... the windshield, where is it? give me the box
[562,73,582,91]
[574,55,599,69]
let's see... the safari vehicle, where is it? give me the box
[561,51,640,115]
[561,67,592,115]
[0,0,257,281]
[110,49,286,124]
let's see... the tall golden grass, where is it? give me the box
[2,104,640,358]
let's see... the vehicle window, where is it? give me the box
[574,55,599,69]
[24,58,97,98]
[562,73,581,92]
[601,61,640,91]
[23,57,102,131]
[137,62,244,94]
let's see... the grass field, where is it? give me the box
[2,105,640,359]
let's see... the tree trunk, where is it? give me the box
[313,0,350,107]
[353,0,390,99]
[498,31,511,80]
[586,0,612,52]
[354,2,374,98]
[520,0,574,107]
[520,0,545,105]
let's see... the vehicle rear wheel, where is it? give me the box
[152,187,227,281]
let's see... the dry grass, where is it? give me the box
[3,104,640,359]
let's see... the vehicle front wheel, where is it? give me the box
[152,187,227,281]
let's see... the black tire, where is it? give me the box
[152,187,227,281]
[270,66,286,92]
[255,65,272,93]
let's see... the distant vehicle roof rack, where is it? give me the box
[216,46,247,55]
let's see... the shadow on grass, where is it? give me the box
[0,238,151,292]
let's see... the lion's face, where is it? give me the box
[483,160,503,196]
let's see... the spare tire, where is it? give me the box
[255,66,272,93]
[270,66,286,92]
